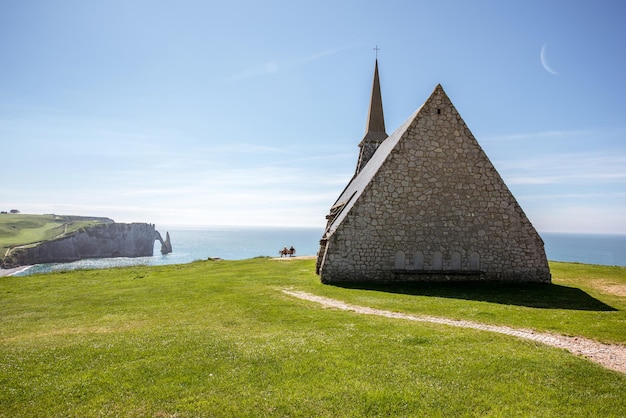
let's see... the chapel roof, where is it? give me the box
[325,84,444,236]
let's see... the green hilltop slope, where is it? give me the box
[0,213,112,262]
[0,258,624,416]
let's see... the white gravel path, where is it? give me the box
[283,289,626,375]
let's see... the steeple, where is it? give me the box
[355,59,388,175]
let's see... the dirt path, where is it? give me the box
[283,290,626,375]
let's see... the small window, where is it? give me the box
[436,108,441,114]
[432,251,443,270]
[413,251,424,270]
[470,252,480,271]
[394,251,406,270]
[451,252,462,270]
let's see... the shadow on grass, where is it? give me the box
[334,282,617,311]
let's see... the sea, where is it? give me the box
[7,228,626,277]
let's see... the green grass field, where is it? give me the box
[1,259,625,417]
[0,214,107,259]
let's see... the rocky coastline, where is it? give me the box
[1,222,171,270]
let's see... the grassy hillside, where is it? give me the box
[1,259,624,416]
[0,214,109,259]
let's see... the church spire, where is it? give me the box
[355,58,388,176]
[365,59,386,136]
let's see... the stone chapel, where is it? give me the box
[316,60,551,284]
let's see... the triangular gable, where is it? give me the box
[318,83,550,283]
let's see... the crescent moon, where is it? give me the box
[540,44,559,75]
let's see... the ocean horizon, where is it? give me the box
[6,227,626,277]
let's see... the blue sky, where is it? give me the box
[1,0,625,233]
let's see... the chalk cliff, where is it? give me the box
[5,223,168,267]
[161,231,173,254]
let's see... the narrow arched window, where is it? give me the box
[470,252,480,271]
[451,252,462,270]
[394,251,406,270]
[413,251,424,270]
[432,251,443,270]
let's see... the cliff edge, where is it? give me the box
[2,222,170,268]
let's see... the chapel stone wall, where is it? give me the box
[319,86,551,283]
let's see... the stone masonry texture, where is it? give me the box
[317,85,551,283]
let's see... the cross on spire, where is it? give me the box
[373,45,380,59]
